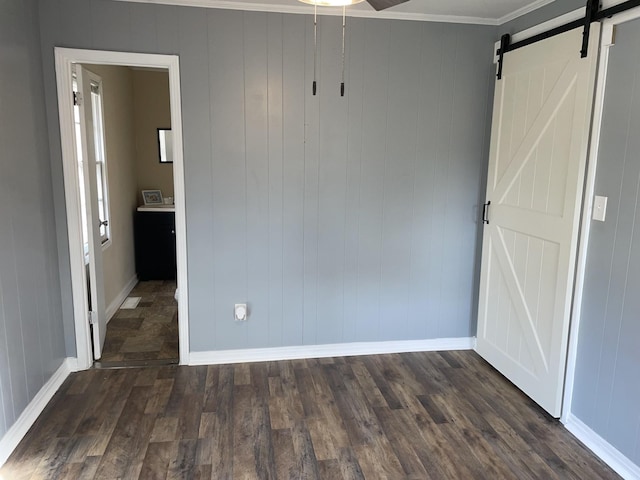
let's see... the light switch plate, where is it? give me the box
[593,195,608,222]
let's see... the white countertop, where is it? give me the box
[137,205,175,212]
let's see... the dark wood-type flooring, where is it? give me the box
[99,280,179,364]
[1,351,618,479]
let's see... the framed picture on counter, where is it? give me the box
[142,190,163,205]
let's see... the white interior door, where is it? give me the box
[76,66,108,360]
[477,26,600,417]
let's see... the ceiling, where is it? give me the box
[119,0,557,25]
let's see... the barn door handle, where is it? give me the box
[483,201,491,225]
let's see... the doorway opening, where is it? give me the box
[54,49,190,370]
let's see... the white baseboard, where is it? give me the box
[189,337,475,366]
[565,413,640,480]
[0,357,77,468]
[105,274,138,323]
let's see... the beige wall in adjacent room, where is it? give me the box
[83,64,138,311]
[132,69,173,201]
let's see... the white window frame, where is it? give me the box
[72,68,112,258]
[89,77,112,247]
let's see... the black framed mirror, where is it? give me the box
[158,128,173,163]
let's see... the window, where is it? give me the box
[72,72,110,254]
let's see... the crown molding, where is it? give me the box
[497,0,556,25]
[113,0,576,27]
[113,0,500,25]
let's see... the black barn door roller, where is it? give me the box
[496,0,640,80]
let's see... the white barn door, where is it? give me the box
[477,26,600,417]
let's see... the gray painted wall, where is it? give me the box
[0,0,67,439]
[501,0,585,35]
[572,17,640,466]
[38,0,496,352]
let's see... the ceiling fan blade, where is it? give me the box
[365,0,410,11]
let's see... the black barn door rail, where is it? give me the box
[497,0,640,79]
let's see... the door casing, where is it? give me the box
[562,9,640,424]
[54,48,190,369]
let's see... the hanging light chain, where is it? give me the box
[341,5,346,97]
[309,1,350,98]
[313,2,318,96]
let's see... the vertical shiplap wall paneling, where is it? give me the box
[91,0,131,52]
[302,14,321,346]
[430,29,458,337]
[38,12,69,379]
[0,10,32,425]
[316,15,349,345]
[156,5,180,54]
[244,12,271,348]
[209,9,249,350]
[447,26,494,337]
[0,0,66,440]
[33,0,66,382]
[39,0,78,358]
[177,7,214,352]
[130,2,157,53]
[58,0,93,50]
[266,14,285,348]
[0,280,7,436]
[280,15,306,347]
[342,17,365,344]
[39,0,497,353]
[354,19,390,342]
[572,18,640,465]
[0,205,25,431]
[12,115,42,405]
[409,23,443,340]
[379,21,421,341]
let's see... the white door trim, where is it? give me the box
[561,6,640,424]
[54,48,190,369]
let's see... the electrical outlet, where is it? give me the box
[234,304,248,321]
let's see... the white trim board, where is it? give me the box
[560,21,616,424]
[0,358,77,468]
[189,337,475,366]
[565,414,640,480]
[105,274,138,323]
[54,48,190,369]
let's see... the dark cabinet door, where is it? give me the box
[134,211,177,280]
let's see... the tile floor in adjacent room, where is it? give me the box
[98,280,179,365]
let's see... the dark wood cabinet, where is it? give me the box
[134,210,176,281]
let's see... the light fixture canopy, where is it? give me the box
[298,0,365,6]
